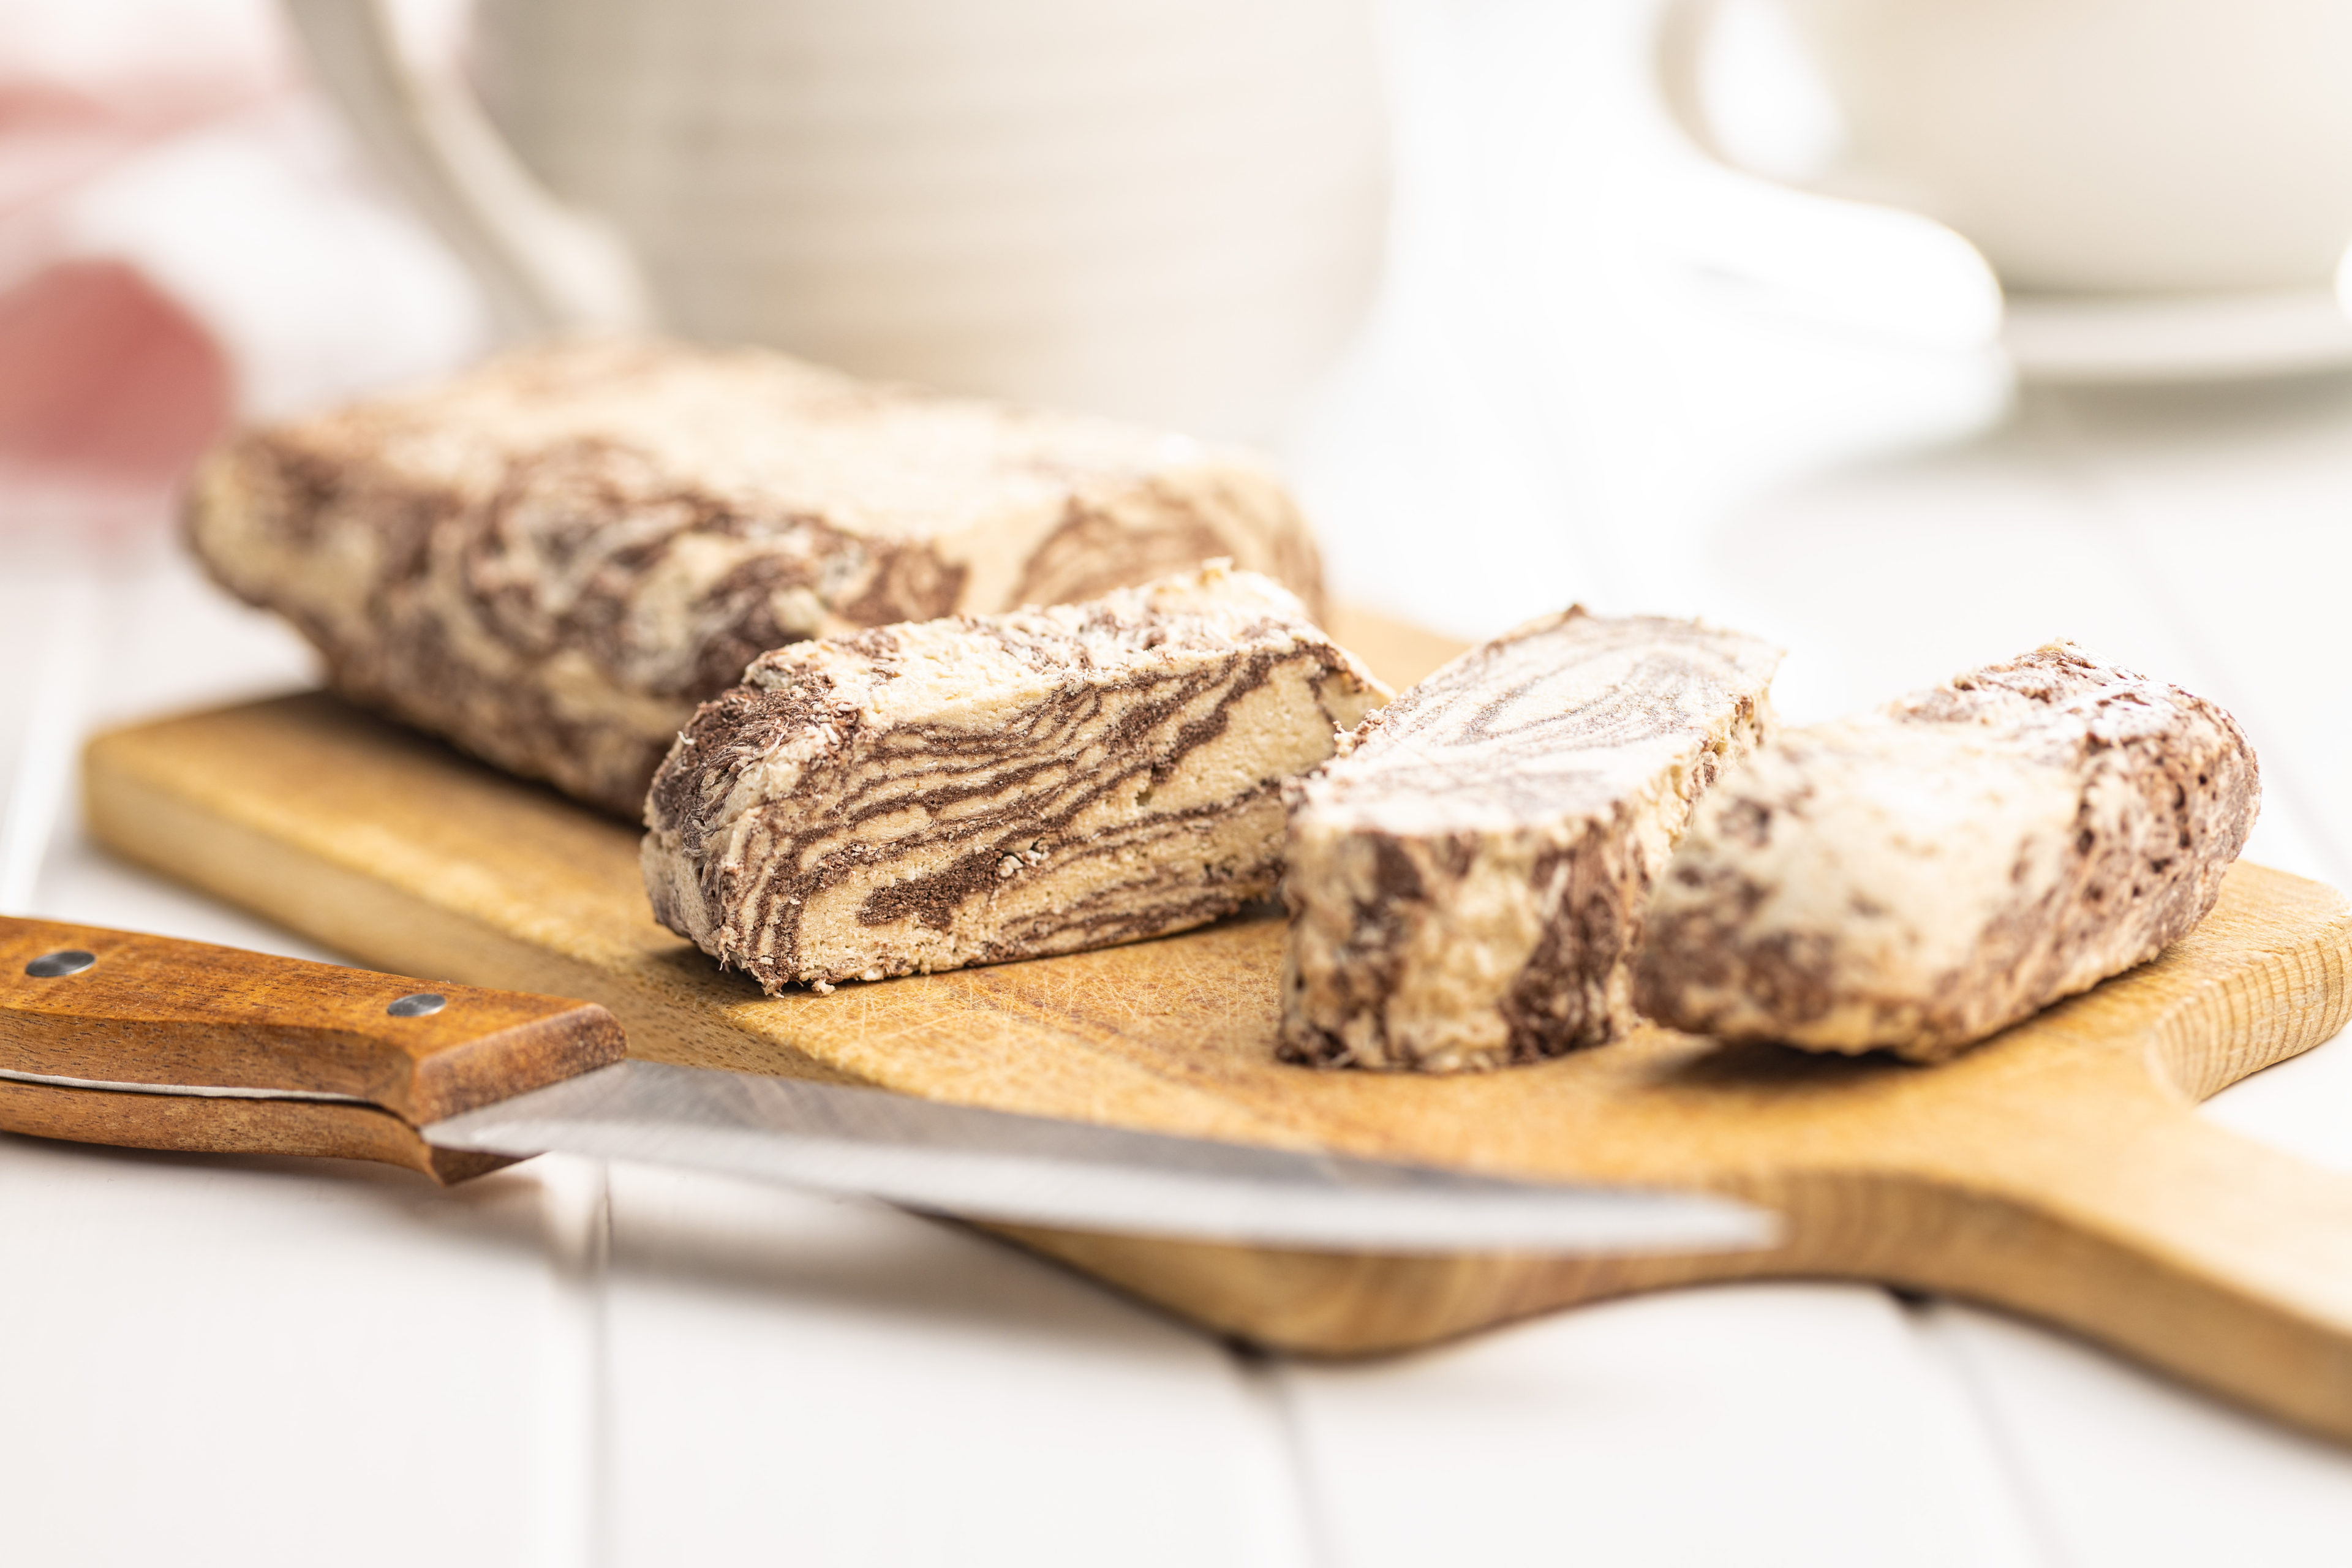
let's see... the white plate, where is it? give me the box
[2001,287,2352,383]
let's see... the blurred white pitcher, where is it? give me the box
[284,0,1390,437]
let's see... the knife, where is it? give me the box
[0,914,1772,1254]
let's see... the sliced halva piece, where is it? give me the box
[643,564,1385,991]
[1279,608,1782,1072]
[1633,642,2260,1062]
[187,337,1326,815]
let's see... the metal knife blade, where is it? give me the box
[0,913,1774,1255]
[424,1060,1776,1254]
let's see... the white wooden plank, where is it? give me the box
[3,550,578,1568]
[0,1124,581,1566]
[76,539,319,732]
[24,541,334,952]
[2204,1020,2352,1174]
[599,1163,1311,1568]
[1273,1282,2043,1568]
[0,567,99,913]
[2030,379,2352,884]
[21,555,331,952]
[1926,1302,2352,1568]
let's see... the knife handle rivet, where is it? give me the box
[24,949,96,979]
[386,992,447,1017]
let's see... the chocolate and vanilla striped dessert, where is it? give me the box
[643,564,1385,992]
[186,337,1324,816]
[1280,609,1782,1073]
[1635,643,2259,1062]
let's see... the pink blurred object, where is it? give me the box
[0,258,232,481]
[0,0,486,537]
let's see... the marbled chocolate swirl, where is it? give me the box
[1635,643,2259,1061]
[1281,609,1782,1072]
[644,564,1385,992]
[186,337,1325,815]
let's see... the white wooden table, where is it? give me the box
[10,1,2352,1561]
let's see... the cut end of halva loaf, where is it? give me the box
[1633,641,2260,1062]
[1278,606,1783,1073]
[184,336,1326,816]
[643,563,1387,991]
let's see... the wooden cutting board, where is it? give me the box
[77,608,2352,1442]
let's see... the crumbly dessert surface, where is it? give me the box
[184,336,1324,815]
[1279,608,1782,1073]
[1634,643,2260,1061]
[643,565,1385,991]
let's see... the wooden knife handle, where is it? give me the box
[0,915,625,1183]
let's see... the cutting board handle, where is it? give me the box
[0,915,625,1183]
[1951,1093,2352,1442]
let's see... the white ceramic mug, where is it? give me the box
[1658,0,2352,297]
[284,0,1390,437]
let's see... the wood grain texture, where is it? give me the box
[0,1076,508,1183]
[0,914,627,1180]
[75,612,2352,1441]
